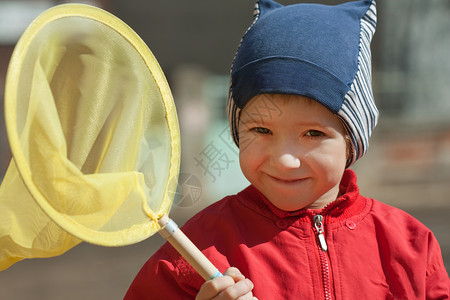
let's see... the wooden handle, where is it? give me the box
[158,215,222,281]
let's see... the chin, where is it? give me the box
[276,204,308,212]
[268,195,311,212]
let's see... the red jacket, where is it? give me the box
[125,170,450,299]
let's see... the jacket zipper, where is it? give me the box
[313,214,332,300]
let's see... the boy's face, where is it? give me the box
[238,94,348,211]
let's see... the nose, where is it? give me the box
[270,139,301,169]
[278,153,301,168]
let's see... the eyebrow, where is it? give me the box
[239,118,328,129]
[238,118,272,127]
[296,121,328,128]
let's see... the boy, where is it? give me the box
[125,0,450,299]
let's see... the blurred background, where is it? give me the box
[0,0,449,299]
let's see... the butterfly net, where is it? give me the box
[0,4,180,270]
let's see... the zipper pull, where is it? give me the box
[314,215,328,252]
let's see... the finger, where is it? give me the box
[196,275,235,300]
[223,267,245,282]
[218,278,254,300]
[236,291,255,300]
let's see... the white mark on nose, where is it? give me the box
[279,154,300,168]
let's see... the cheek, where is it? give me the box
[239,141,266,178]
[309,141,348,172]
[239,147,256,174]
[332,144,348,168]
[239,151,253,184]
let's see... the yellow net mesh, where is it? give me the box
[0,4,180,270]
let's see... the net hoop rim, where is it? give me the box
[4,3,181,246]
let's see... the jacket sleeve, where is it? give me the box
[124,242,203,300]
[425,232,450,299]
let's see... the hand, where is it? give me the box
[195,267,257,300]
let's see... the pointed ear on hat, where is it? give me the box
[360,0,376,41]
[256,0,284,17]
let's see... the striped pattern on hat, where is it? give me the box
[337,1,377,166]
[226,0,378,167]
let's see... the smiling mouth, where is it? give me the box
[267,174,306,184]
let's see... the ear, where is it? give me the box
[255,0,284,19]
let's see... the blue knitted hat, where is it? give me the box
[227,0,378,167]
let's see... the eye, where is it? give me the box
[305,130,324,137]
[251,127,272,135]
